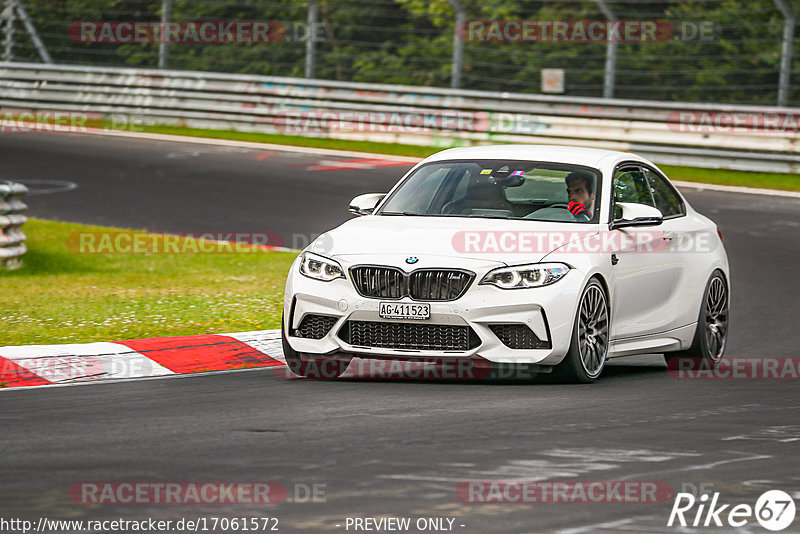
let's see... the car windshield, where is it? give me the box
[376,159,602,223]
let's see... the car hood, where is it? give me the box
[307,215,599,266]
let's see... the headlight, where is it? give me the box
[480,262,570,289]
[299,252,345,282]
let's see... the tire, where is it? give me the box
[665,270,728,368]
[552,278,609,384]
[281,314,351,379]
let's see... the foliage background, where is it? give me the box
[8,0,800,104]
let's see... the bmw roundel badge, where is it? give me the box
[406,256,419,264]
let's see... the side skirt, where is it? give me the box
[608,323,697,358]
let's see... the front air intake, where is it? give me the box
[293,314,338,339]
[339,320,480,351]
[489,324,551,349]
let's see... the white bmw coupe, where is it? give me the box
[282,145,729,383]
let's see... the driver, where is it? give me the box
[565,171,596,222]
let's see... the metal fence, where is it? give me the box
[0,181,27,270]
[2,0,800,106]
[2,61,800,173]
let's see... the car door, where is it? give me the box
[641,166,710,332]
[608,164,681,340]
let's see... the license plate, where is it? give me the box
[379,302,430,320]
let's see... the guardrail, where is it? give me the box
[0,181,28,270]
[1,62,800,173]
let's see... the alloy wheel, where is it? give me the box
[703,275,728,361]
[578,284,609,377]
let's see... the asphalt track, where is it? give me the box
[2,132,800,533]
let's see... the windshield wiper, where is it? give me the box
[380,211,425,216]
[381,212,513,219]
[381,211,517,219]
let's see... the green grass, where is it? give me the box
[138,125,800,192]
[0,218,297,346]
[140,124,441,158]
[658,165,800,192]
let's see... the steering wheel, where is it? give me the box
[525,206,577,221]
[549,202,569,209]
[441,200,462,215]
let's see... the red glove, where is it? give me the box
[568,201,588,217]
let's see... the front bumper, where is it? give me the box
[283,261,584,366]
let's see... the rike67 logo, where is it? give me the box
[668,490,796,531]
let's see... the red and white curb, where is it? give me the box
[1,330,463,389]
[302,157,414,172]
[0,330,285,389]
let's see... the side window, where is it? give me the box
[614,167,655,209]
[644,168,685,218]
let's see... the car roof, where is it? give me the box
[421,144,648,169]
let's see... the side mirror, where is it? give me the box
[610,202,663,230]
[348,193,386,216]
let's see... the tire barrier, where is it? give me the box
[0,181,28,270]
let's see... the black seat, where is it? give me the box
[442,176,514,215]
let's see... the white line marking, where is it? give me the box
[616,451,772,482]
[75,127,423,162]
[11,179,78,196]
[722,425,800,443]
[550,516,659,534]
